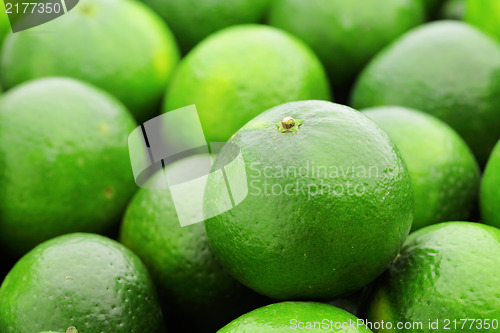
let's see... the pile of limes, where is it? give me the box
[0,0,499,332]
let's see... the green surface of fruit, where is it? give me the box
[0,233,163,332]
[204,100,413,300]
[362,106,479,231]
[269,0,425,86]
[0,0,179,121]
[218,301,373,332]
[120,155,266,332]
[0,2,10,47]
[466,0,500,43]
[480,140,500,228]
[0,78,137,256]
[164,25,331,143]
[366,222,500,332]
[140,0,272,52]
[351,21,500,166]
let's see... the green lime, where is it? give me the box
[164,25,331,143]
[0,0,179,121]
[351,21,500,166]
[0,78,137,256]
[120,155,267,332]
[480,140,500,228]
[0,233,163,332]
[204,100,413,299]
[141,0,272,52]
[269,0,425,86]
[466,0,500,43]
[366,222,500,332]
[362,106,479,231]
[218,301,373,332]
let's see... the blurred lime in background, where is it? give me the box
[363,106,479,231]
[140,0,272,53]
[165,25,331,143]
[351,21,500,166]
[0,78,137,256]
[0,0,179,122]
[269,0,425,89]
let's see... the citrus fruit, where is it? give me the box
[480,140,500,228]
[120,155,267,332]
[365,222,500,332]
[140,0,272,52]
[0,233,163,332]
[466,0,500,43]
[164,25,331,143]
[218,301,373,332]
[0,77,137,256]
[351,21,500,166]
[204,100,414,299]
[0,0,179,121]
[268,0,425,86]
[362,106,479,231]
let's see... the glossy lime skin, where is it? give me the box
[164,25,331,143]
[0,0,179,121]
[0,78,137,256]
[269,0,425,86]
[120,156,266,332]
[204,100,414,299]
[140,0,272,52]
[0,233,163,333]
[218,302,373,332]
[481,140,500,228]
[351,21,500,166]
[362,106,480,231]
[466,0,500,43]
[366,222,500,332]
